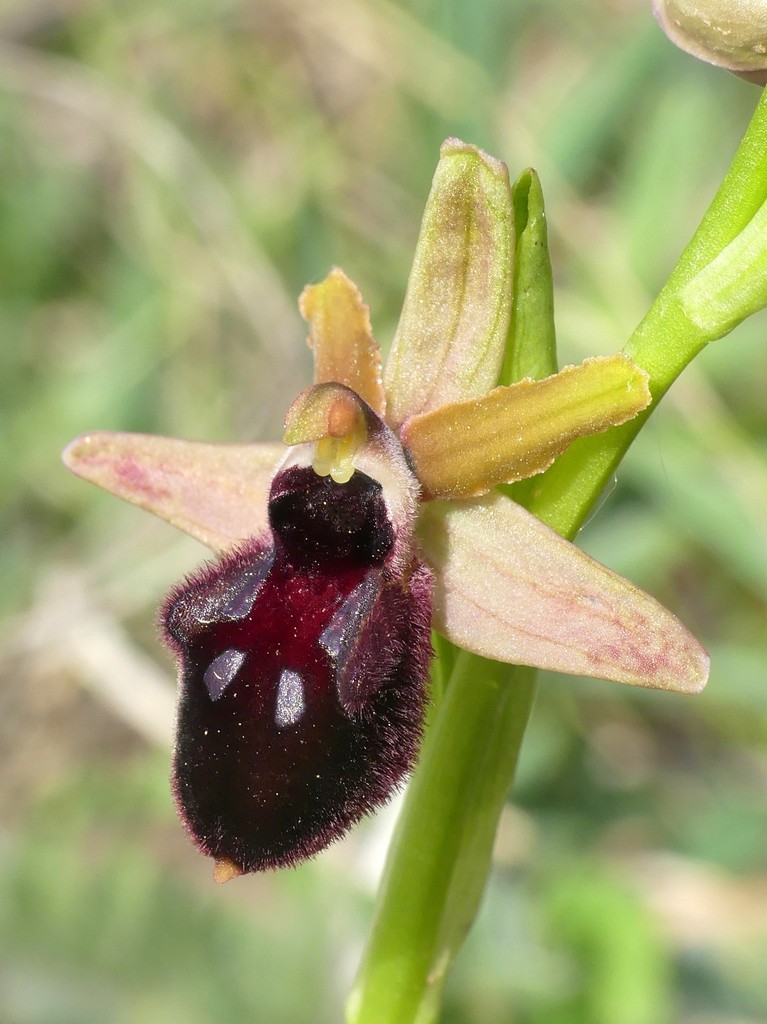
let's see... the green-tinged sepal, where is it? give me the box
[401,355,650,499]
[383,138,514,428]
[418,494,709,694]
[62,433,284,552]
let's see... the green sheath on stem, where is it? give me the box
[501,167,558,387]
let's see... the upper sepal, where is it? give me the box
[383,139,514,428]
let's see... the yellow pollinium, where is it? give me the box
[283,381,369,485]
[313,434,358,483]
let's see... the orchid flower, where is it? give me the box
[63,139,709,883]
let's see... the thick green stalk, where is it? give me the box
[346,657,536,1024]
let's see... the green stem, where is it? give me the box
[347,657,537,1024]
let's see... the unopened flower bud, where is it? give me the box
[653,0,767,83]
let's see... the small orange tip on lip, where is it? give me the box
[213,858,243,884]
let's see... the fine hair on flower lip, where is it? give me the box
[162,462,434,875]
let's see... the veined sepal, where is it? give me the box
[384,139,515,428]
[418,493,709,694]
[62,432,284,552]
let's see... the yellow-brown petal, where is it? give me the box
[401,355,651,499]
[63,433,284,552]
[383,138,514,428]
[300,268,386,417]
[418,494,709,694]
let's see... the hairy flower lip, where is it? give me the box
[159,436,434,875]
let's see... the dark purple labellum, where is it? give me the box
[161,465,432,874]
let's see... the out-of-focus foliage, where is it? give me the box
[2,1,767,1022]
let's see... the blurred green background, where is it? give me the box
[2,1,767,1022]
